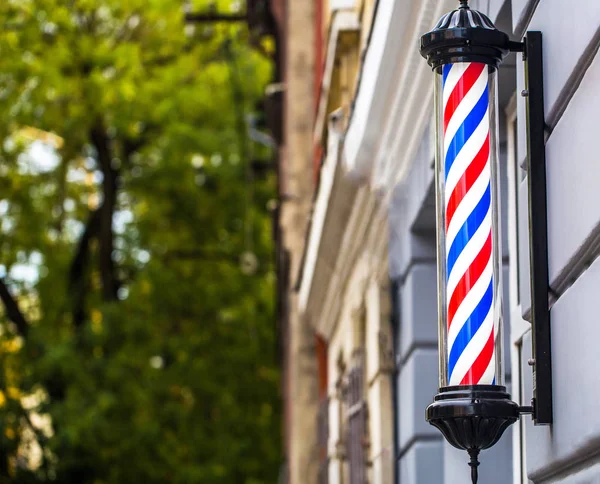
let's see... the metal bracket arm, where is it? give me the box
[523,31,553,425]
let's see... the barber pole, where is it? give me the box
[442,62,495,386]
[419,2,551,480]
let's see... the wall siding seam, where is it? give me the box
[514,0,541,37]
[517,28,600,171]
[396,434,441,460]
[521,184,600,323]
[394,258,437,287]
[549,226,600,307]
[517,33,600,321]
[396,343,438,369]
[545,26,600,135]
[529,437,600,482]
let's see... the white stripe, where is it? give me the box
[481,14,495,29]
[450,11,460,27]
[444,129,488,214]
[448,302,494,385]
[442,63,468,108]
[447,260,493,351]
[445,112,489,196]
[445,161,491,252]
[478,348,496,384]
[467,10,476,28]
[446,209,492,303]
[437,12,452,29]
[443,67,488,158]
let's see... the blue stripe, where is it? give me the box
[448,278,493,381]
[442,64,452,86]
[446,183,491,279]
[444,86,489,179]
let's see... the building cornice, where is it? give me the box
[300,0,457,339]
[298,112,349,314]
[343,0,455,192]
[317,187,387,341]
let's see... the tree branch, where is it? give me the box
[69,209,101,285]
[69,209,101,327]
[184,12,246,23]
[90,122,120,301]
[0,278,29,338]
[67,126,153,321]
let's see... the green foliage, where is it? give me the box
[0,0,280,482]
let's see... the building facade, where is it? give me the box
[280,0,600,483]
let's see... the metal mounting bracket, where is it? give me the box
[521,31,553,425]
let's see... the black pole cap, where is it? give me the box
[420,1,511,69]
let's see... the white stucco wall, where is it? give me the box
[515,1,600,482]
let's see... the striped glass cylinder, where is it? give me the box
[433,62,505,388]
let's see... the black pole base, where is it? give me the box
[426,385,520,483]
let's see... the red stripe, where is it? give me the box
[460,328,495,385]
[443,63,486,133]
[447,231,492,328]
[446,134,490,231]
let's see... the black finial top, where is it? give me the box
[420,0,511,68]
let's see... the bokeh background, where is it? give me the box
[0,1,281,482]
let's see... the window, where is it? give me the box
[343,306,370,484]
[334,354,348,484]
[318,395,330,484]
[346,349,368,484]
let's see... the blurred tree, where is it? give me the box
[0,0,280,482]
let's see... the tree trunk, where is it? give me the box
[90,122,120,301]
[69,208,101,326]
[0,278,28,337]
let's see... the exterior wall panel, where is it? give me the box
[399,441,444,484]
[544,49,600,287]
[397,349,439,453]
[517,7,600,314]
[528,0,600,126]
[397,265,438,363]
[524,256,600,482]
[444,436,514,484]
